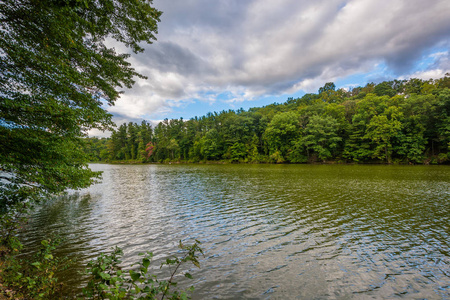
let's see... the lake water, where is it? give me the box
[22,164,450,299]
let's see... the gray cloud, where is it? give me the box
[139,41,213,76]
[430,50,450,71]
[155,0,250,34]
[112,0,450,119]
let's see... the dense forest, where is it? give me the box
[83,75,450,164]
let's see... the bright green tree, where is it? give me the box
[167,138,180,160]
[374,81,397,97]
[342,94,388,162]
[263,112,300,159]
[393,94,433,163]
[200,129,223,160]
[230,142,246,162]
[302,115,342,161]
[0,0,161,212]
[365,106,403,163]
[247,134,260,162]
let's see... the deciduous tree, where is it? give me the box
[0,0,161,211]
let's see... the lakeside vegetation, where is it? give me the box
[0,0,202,298]
[83,75,450,164]
[1,0,449,295]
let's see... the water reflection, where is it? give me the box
[21,164,450,299]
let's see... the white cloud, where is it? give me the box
[407,69,448,80]
[86,128,111,138]
[400,50,450,80]
[106,0,450,121]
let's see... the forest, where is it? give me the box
[83,75,450,164]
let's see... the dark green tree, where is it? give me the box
[374,81,397,97]
[342,94,388,162]
[0,0,161,212]
[364,106,403,163]
[302,115,342,161]
[80,76,449,165]
[318,82,336,94]
[200,129,223,160]
[263,112,300,159]
[229,142,246,162]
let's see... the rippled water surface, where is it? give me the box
[22,164,450,299]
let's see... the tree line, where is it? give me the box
[83,75,450,164]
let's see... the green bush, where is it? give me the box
[0,238,70,299]
[82,240,203,300]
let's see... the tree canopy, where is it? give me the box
[0,0,161,211]
[86,76,450,165]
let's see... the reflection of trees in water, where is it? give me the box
[19,164,450,299]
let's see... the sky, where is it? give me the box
[90,0,450,136]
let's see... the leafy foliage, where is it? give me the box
[0,238,71,299]
[0,202,30,253]
[302,115,342,162]
[87,75,450,165]
[0,0,161,211]
[82,240,203,300]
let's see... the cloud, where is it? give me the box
[136,41,213,76]
[108,0,450,121]
[401,50,450,80]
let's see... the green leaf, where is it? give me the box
[99,272,111,280]
[142,257,150,269]
[130,270,141,281]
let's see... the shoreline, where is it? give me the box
[89,159,449,166]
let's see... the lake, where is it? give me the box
[21,164,450,299]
